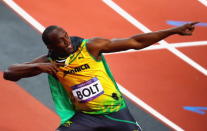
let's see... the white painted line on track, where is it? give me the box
[170,41,207,48]
[3,0,45,33]
[2,0,204,130]
[117,83,184,131]
[198,0,207,7]
[106,41,207,55]
[102,0,207,76]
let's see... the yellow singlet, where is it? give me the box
[55,39,126,114]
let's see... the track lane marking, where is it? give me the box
[117,83,184,131]
[198,0,207,7]
[3,1,182,130]
[106,41,207,55]
[3,0,45,33]
[3,0,204,130]
[102,0,207,76]
[3,0,207,53]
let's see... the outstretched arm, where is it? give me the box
[3,55,61,81]
[87,22,198,59]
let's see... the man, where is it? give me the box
[4,22,198,131]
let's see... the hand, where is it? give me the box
[172,22,199,36]
[36,62,64,75]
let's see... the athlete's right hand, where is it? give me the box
[36,62,64,75]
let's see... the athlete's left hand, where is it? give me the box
[172,22,199,36]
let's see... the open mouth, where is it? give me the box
[65,42,73,53]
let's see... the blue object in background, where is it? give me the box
[167,21,207,27]
[183,106,207,115]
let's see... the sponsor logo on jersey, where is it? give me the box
[64,64,90,75]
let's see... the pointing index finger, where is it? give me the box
[190,22,200,25]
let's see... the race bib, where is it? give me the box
[71,77,104,103]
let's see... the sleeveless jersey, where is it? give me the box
[52,39,126,114]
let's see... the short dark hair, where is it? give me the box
[42,25,59,45]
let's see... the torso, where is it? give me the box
[51,39,126,114]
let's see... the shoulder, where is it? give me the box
[87,37,110,44]
[86,37,111,50]
[85,37,111,59]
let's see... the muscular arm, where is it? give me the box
[3,55,60,81]
[87,22,198,59]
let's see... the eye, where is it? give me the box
[65,32,68,37]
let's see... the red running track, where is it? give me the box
[0,72,59,131]
[4,0,207,130]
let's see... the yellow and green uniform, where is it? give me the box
[48,39,126,124]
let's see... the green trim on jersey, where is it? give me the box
[101,54,123,93]
[83,54,127,114]
[48,75,75,124]
[67,40,87,65]
[101,54,126,108]
[47,39,126,124]
[104,115,137,125]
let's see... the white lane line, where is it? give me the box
[106,41,207,55]
[198,0,207,7]
[170,41,207,48]
[3,0,45,33]
[3,0,207,52]
[1,1,203,130]
[117,83,184,131]
[102,0,187,130]
[102,0,207,76]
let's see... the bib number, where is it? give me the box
[71,77,104,103]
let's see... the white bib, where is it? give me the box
[71,77,104,103]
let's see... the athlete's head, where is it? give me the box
[42,25,73,56]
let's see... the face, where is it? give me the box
[46,28,73,56]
